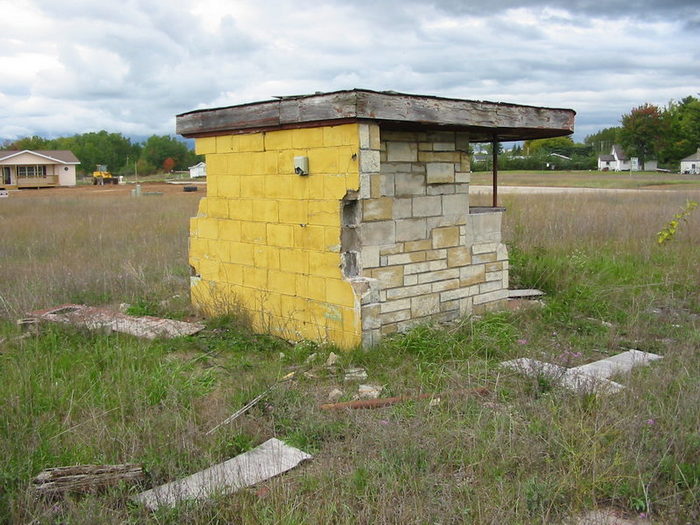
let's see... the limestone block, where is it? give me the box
[380,298,411,313]
[465,212,502,244]
[433,142,456,151]
[472,242,499,255]
[359,172,371,199]
[386,283,433,300]
[410,293,441,317]
[360,245,380,269]
[447,246,471,267]
[404,239,432,252]
[381,162,412,174]
[417,268,460,284]
[426,163,455,184]
[479,280,503,294]
[396,218,428,242]
[428,259,448,271]
[473,253,498,264]
[473,289,509,305]
[455,172,471,184]
[412,196,443,217]
[379,244,403,255]
[386,142,418,162]
[425,249,447,261]
[359,149,380,172]
[395,173,426,197]
[455,133,469,152]
[369,266,404,288]
[497,243,509,261]
[371,173,395,198]
[404,274,418,286]
[442,193,468,216]
[460,265,486,285]
[432,226,460,248]
[359,124,371,149]
[427,184,456,196]
[361,221,395,245]
[426,131,455,143]
[380,309,411,324]
[486,271,503,282]
[403,261,431,275]
[393,198,413,219]
[439,285,479,302]
[361,304,381,330]
[362,198,394,222]
[386,252,426,266]
[431,279,460,293]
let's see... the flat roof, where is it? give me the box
[176,88,575,143]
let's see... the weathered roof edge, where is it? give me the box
[177,88,575,142]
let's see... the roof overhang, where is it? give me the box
[177,89,575,143]
[0,149,80,164]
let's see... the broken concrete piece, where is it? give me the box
[501,349,663,394]
[325,352,340,367]
[358,384,383,399]
[134,438,311,511]
[344,367,368,381]
[327,388,343,402]
[320,387,489,410]
[33,464,144,496]
[304,352,318,364]
[508,289,545,299]
[29,304,204,340]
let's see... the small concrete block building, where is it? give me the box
[177,89,575,348]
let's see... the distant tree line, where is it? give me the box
[473,95,699,172]
[585,95,700,168]
[1,131,202,176]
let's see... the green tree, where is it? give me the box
[140,135,197,173]
[524,136,574,156]
[584,126,622,154]
[659,96,700,166]
[620,103,666,166]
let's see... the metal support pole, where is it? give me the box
[492,135,498,208]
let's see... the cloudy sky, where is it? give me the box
[1,0,698,143]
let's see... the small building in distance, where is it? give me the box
[189,161,207,178]
[597,144,638,171]
[0,150,80,188]
[177,89,575,348]
[680,148,700,174]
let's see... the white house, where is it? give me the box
[189,161,206,178]
[0,150,79,188]
[597,144,639,171]
[680,148,700,174]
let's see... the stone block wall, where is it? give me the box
[354,128,509,347]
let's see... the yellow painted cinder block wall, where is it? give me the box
[189,124,361,347]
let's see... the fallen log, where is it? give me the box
[319,387,489,410]
[32,464,144,496]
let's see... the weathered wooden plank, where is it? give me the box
[177,101,281,137]
[134,438,311,511]
[32,464,144,495]
[176,89,575,140]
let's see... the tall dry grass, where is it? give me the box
[0,193,199,318]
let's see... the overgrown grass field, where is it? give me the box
[0,186,698,523]
[470,170,700,190]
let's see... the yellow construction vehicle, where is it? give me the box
[92,164,118,185]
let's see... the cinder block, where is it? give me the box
[386,142,418,162]
[362,198,394,222]
[278,200,309,224]
[229,242,254,266]
[240,221,266,244]
[195,137,217,155]
[308,148,338,173]
[412,195,443,217]
[231,133,265,152]
[243,266,268,289]
[308,252,342,279]
[198,218,219,240]
[308,200,339,226]
[248,200,275,223]
[266,223,295,247]
[292,127,324,148]
[396,217,428,242]
[221,263,243,284]
[326,279,356,307]
[323,124,359,147]
[264,129,293,151]
[432,226,460,248]
[324,174,348,199]
[253,245,280,270]
[426,163,455,184]
[280,249,309,274]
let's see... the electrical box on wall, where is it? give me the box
[293,156,309,176]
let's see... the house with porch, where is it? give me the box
[0,150,80,189]
[597,144,639,171]
[680,148,700,174]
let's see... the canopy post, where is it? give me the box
[492,135,499,207]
